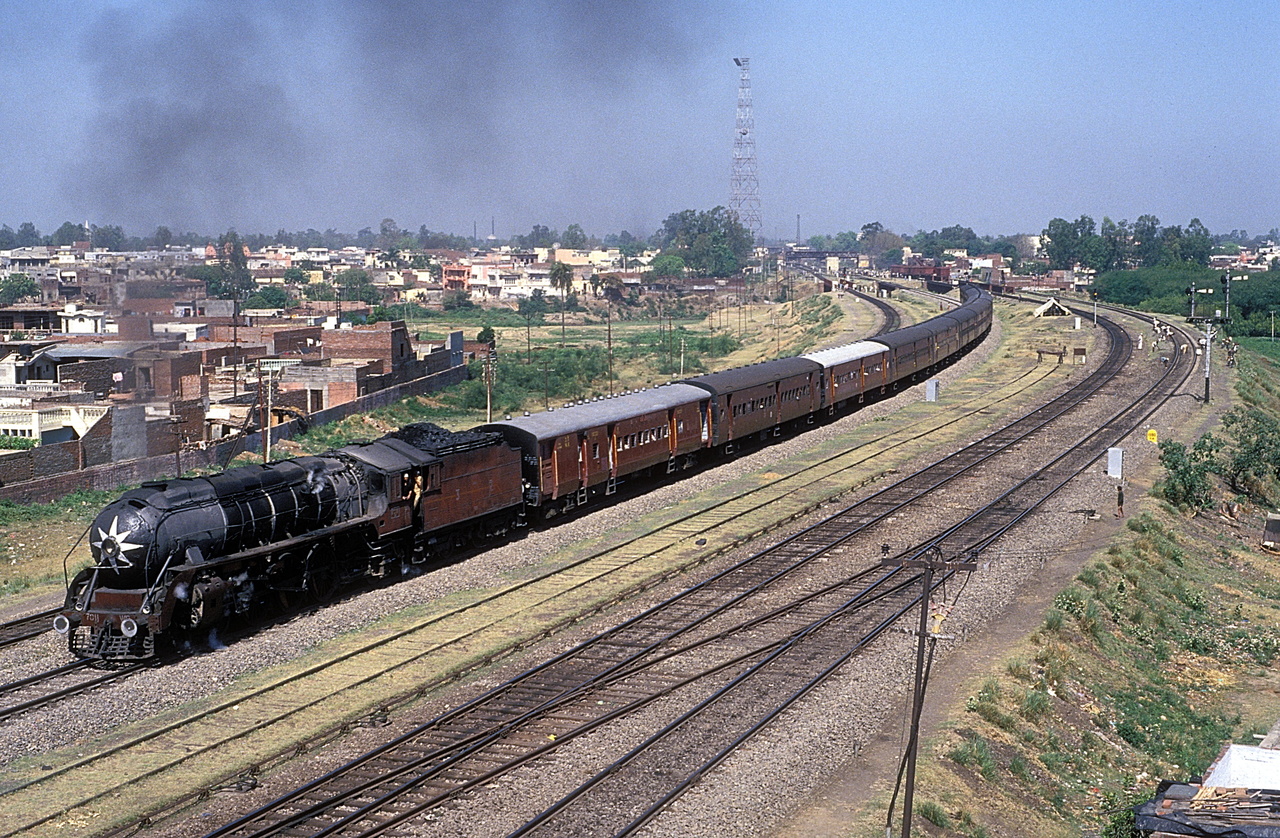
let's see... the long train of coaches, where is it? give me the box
[57,285,992,660]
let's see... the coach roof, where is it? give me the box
[801,340,891,368]
[478,382,709,443]
[683,356,821,396]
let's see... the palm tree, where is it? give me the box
[549,261,573,347]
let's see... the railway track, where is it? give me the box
[0,316,1037,735]
[845,286,902,334]
[0,607,58,650]
[186,310,1195,837]
[0,659,146,723]
[0,304,1170,838]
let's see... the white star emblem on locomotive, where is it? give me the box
[91,515,144,570]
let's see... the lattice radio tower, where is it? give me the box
[730,57,762,237]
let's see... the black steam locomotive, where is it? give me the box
[57,285,992,660]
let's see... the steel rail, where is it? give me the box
[514,315,1197,836]
[203,308,1150,838]
[0,607,59,649]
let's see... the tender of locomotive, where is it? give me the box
[57,425,523,659]
[59,284,992,661]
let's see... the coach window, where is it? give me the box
[592,442,600,458]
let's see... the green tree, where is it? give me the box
[861,226,905,266]
[213,230,256,299]
[1041,216,1098,270]
[51,221,87,246]
[442,289,474,310]
[282,267,308,284]
[1158,434,1222,510]
[378,246,402,268]
[417,226,472,250]
[153,226,173,248]
[517,291,548,362]
[600,273,627,302]
[549,261,574,346]
[377,218,402,251]
[652,207,753,276]
[304,282,336,301]
[649,252,686,279]
[335,268,381,305]
[1219,407,1280,501]
[562,223,588,250]
[518,225,558,249]
[1133,215,1162,267]
[244,286,292,310]
[0,274,39,305]
[91,224,126,251]
[15,222,42,247]
[1182,218,1213,266]
[476,325,495,344]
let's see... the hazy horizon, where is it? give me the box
[1,0,1275,242]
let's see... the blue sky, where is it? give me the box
[1,0,1276,242]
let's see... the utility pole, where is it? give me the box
[232,299,240,398]
[1201,324,1215,403]
[882,546,977,838]
[541,349,549,411]
[259,361,270,463]
[606,307,614,395]
[484,349,493,423]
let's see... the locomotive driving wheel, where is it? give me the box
[305,548,339,602]
[182,582,208,630]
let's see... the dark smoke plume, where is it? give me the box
[73,0,726,235]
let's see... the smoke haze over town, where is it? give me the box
[1,0,1276,240]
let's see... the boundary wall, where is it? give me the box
[0,365,468,504]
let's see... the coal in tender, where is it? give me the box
[387,422,499,455]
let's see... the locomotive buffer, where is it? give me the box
[882,545,977,838]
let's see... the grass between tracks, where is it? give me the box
[865,346,1280,838]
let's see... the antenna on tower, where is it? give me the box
[730,57,761,239]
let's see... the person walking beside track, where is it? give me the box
[1116,484,1125,518]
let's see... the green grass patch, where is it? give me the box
[948,734,998,780]
[915,800,951,828]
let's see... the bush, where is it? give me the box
[916,800,951,828]
[1158,435,1222,510]
[0,435,37,450]
[442,290,475,310]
